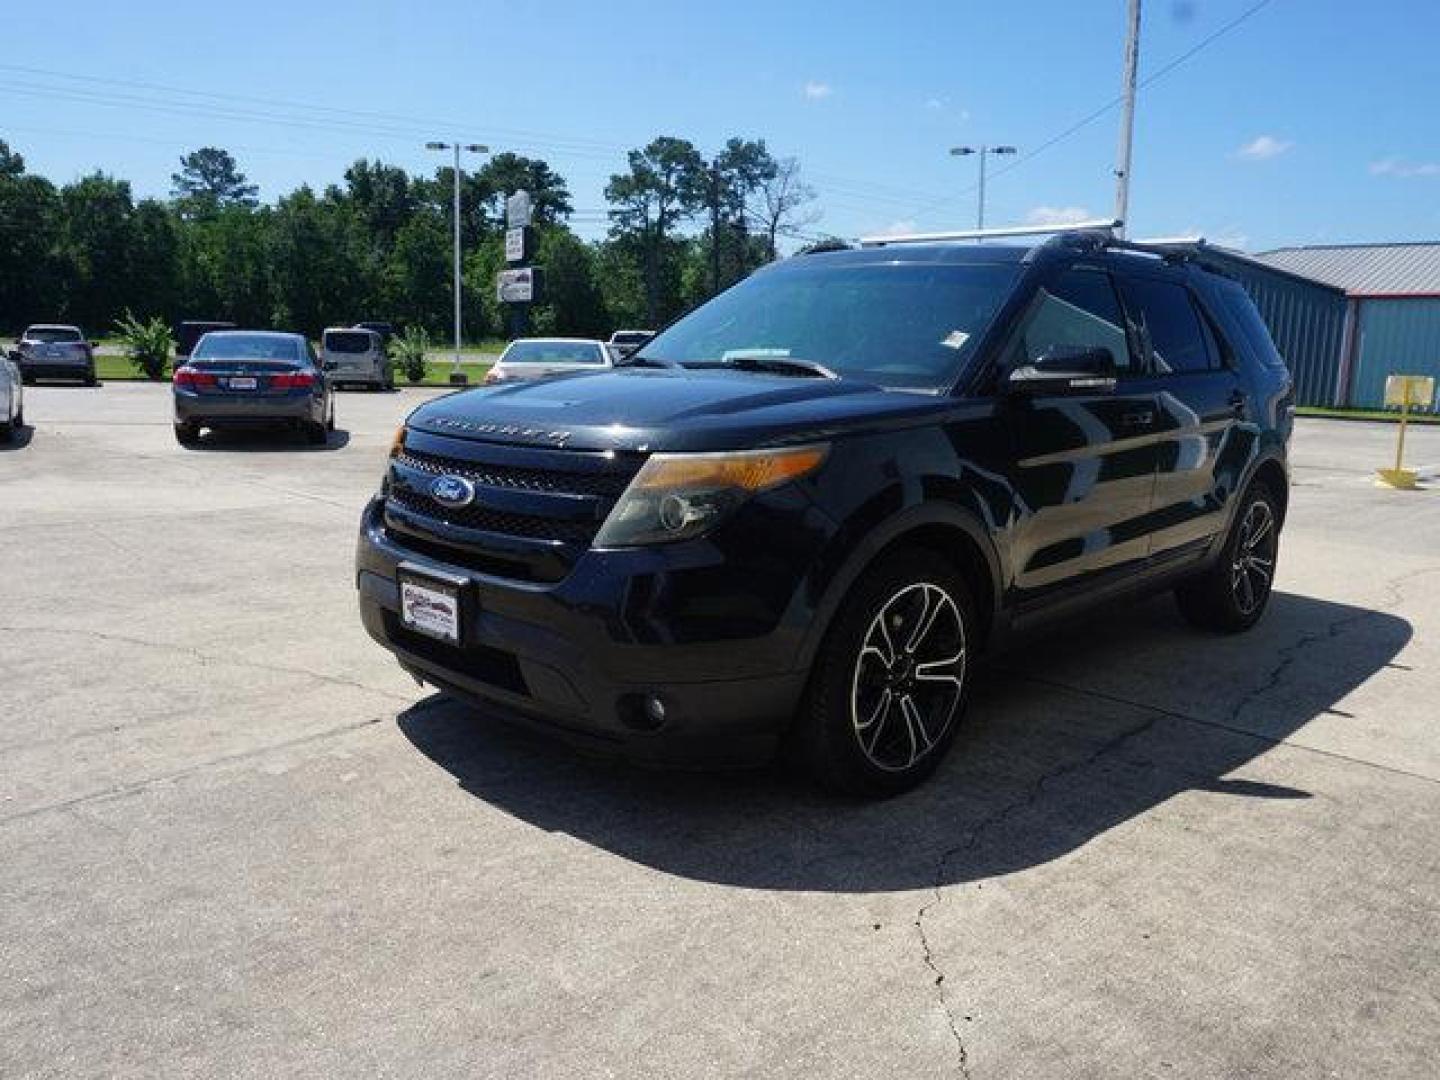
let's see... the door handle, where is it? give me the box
[1120,409,1155,428]
[1228,389,1246,416]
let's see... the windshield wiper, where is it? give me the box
[617,354,678,370]
[698,355,840,380]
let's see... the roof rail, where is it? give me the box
[858,219,1122,247]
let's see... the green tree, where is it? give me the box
[384,213,451,335]
[605,136,705,325]
[532,229,607,337]
[58,172,135,332]
[171,147,259,219]
[268,186,374,336]
[128,199,182,322]
[476,152,573,226]
[0,141,63,332]
[338,159,418,250]
[699,138,776,296]
[178,205,273,326]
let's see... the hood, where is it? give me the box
[406,368,956,452]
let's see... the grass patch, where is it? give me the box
[1296,405,1440,425]
[95,353,493,386]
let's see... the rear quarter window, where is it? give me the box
[1214,280,1288,370]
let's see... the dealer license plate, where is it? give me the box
[228,376,258,390]
[399,570,462,644]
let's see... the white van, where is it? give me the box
[321,327,392,390]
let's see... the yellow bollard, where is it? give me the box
[1376,374,1434,489]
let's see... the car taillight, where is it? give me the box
[173,367,218,387]
[271,371,316,389]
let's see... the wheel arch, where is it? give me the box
[798,500,1003,673]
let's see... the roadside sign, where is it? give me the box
[497,266,538,304]
[1377,373,1435,490]
[1384,374,1436,409]
[505,190,532,228]
[505,226,527,264]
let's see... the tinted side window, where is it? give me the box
[1120,278,1214,374]
[1006,268,1135,373]
[1214,279,1288,370]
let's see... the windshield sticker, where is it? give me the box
[941,330,970,350]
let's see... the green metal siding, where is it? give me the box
[1349,299,1440,411]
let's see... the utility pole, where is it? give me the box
[425,141,489,383]
[950,145,1017,236]
[1113,0,1143,237]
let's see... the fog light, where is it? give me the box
[644,695,667,726]
[618,692,670,732]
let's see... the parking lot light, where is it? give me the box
[425,141,491,384]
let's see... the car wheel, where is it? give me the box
[174,421,201,447]
[794,549,973,797]
[1175,481,1281,633]
[84,372,98,387]
[305,420,328,446]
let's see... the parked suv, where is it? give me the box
[356,230,1294,795]
[12,325,97,385]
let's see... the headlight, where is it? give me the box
[594,444,829,547]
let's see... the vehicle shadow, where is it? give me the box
[0,423,34,451]
[396,590,1410,892]
[183,428,352,453]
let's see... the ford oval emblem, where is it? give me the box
[429,475,475,508]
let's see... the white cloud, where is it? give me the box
[924,97,944,110]
[1370,158,1440,178]
[1236,135,1293,161]
[1025,206,1092,227]
[802,81,833,101]
[874,219,917,237]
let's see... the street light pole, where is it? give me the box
[949,145,1017,236]
[425,140,489,383]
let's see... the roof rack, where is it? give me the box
[859,219,1122,247]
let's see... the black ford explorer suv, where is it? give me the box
[357,230,1293,796]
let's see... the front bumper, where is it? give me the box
[356,497,814,767]
[175,390,315,425]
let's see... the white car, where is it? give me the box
[484,338,617,385]
[1,348,24,442]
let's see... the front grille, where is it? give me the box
[396,449,635,498]
[388,486,599,545]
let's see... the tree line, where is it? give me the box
[0,136,824,342]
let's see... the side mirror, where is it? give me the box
[1007,345,1118,396]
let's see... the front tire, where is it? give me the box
[794,549,974,797]
[1175,481,1281,633]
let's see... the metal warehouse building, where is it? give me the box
[1165,241,1440,409]
[1250,243,1440,411]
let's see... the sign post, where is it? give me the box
[1377,374,1436,489]
[500,190,534,339]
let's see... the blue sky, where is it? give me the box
[3,0,1437,252]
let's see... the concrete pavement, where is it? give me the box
[2,384,1438,1078]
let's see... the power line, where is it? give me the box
[904,0,1278,222]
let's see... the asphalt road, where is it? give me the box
[3,385,1438,1079]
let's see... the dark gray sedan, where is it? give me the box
[172,331,334,446]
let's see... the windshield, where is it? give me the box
[192,334,303,362]
[26,327,83,343]
[637,261,1018,390]
[325,331,376,354]
[501,340,607,365]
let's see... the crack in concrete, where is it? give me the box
[913,711,1163,1078]
[0,713,389,828]
[0,623,414,707]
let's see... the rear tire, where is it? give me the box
[1175,481,1281,633]
[174,421,201,446]
[793,549,974,798]
[305,420,328,446]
